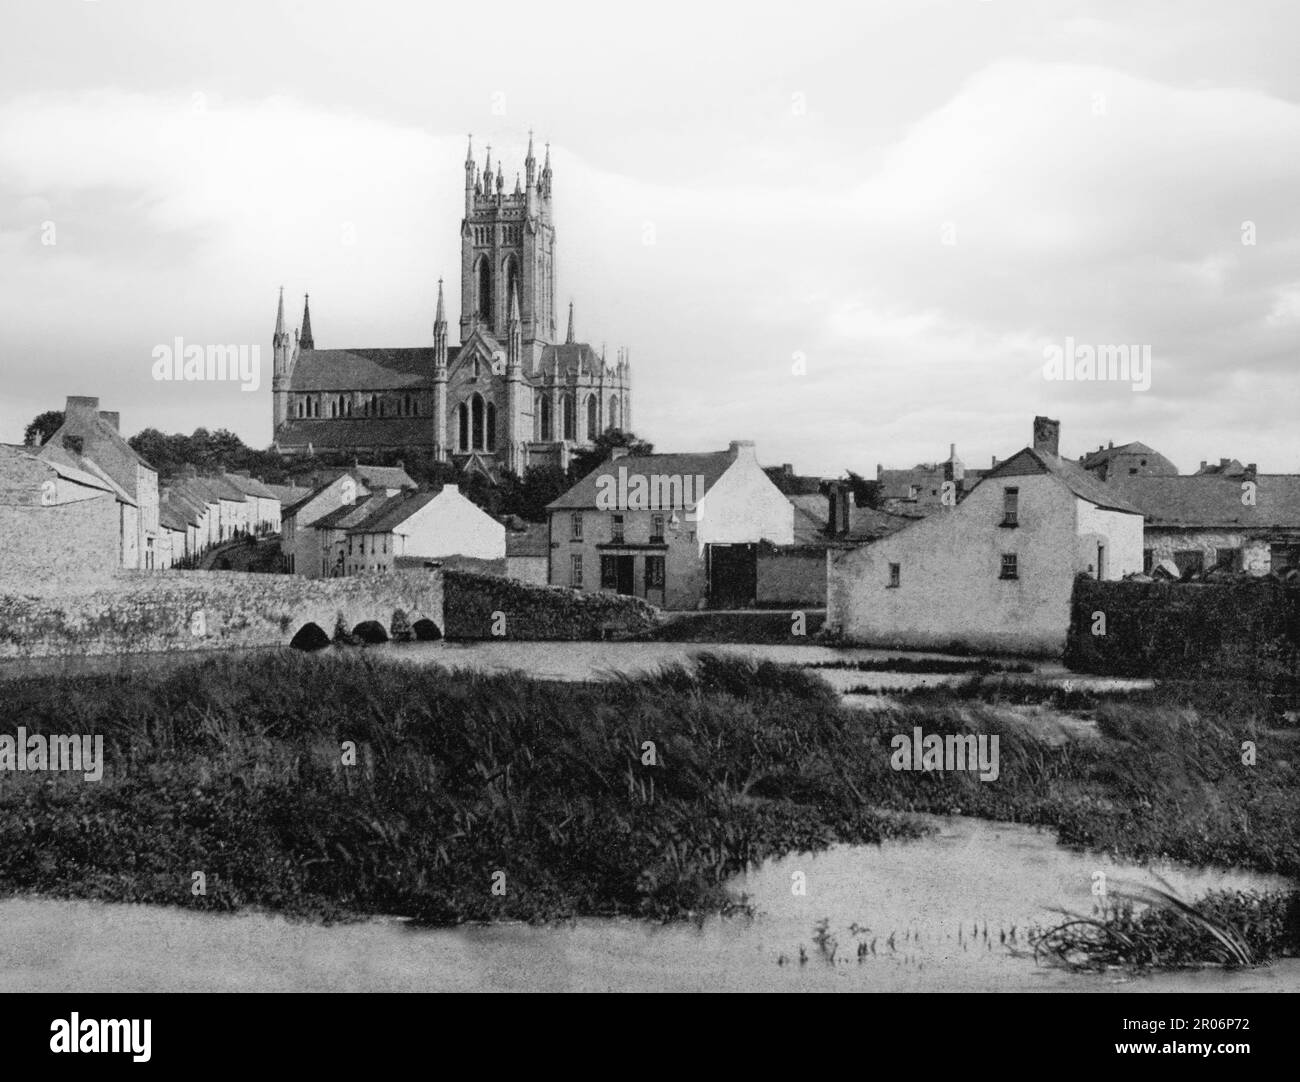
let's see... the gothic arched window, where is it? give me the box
[504,255,519,313]
[586,395,597,441]
[471,393,485,451]
[486,402,496,452]
[457,401,469,452]
[475,255,492,323]
[538,394,552,441]
[562,394,575,441]
[609,395,620,430]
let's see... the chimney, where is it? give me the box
[1032,416,1060,457]
[98,411,120,432]
[827,480,853,537]
[1108,440,1114,450]
[728,440,757,461]
[876,463,883,481]
[609,446,629,461]
[1220,458,1230,469]
[396,459,405,471]
[1200,460,1207,472]
[64,395,100,423]
[1244,463,1257,481]
[991,455,999,468]
[782,463,793,476]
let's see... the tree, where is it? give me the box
[23,410,63,447]
[844,469,881,510]
[567,428,653,484]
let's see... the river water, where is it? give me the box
[4,640,1284,991]
[2,815,1292,993]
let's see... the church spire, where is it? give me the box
[300,293,314,350]
[565,300,575,344]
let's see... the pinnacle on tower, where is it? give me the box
[465,134,474,165]
[300,293,314,350]
[565,300,575,344]
[273,286,287,345]
[509,283,521,325]
[434,277,446,326]
[514,172,521,195]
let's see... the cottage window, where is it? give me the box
[1000,553,1018,580]
[600,555,618,589]
[888,563,901,588]
[570,512,583,540]
[570,554,584,588]
[1001,488,1019,527]
[650,514,665,544]
[611,514,625,543]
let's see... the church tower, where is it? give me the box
[459,133,556,344]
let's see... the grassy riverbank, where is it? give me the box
[0,653,1295,961]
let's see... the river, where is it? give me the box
[2,815,1292,993]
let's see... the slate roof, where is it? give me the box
[347,490,440,535]
[845,504,925,542]
[0,442,119,500]
[310,493,393,531]
[788,494,829,545]
[263,482,311,506]
[1078,441,1178,477]
[36,440,135,504]
[287,347,460,392]
[40,412,152,500]
[1107,474,1300,529]
[547,450,738,511]
[222,472,278,499]
[982,447,1143,514]
[540,342,608,377]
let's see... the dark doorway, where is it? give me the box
[615,555,635,595]
[708,544,757,609]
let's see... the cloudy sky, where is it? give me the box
[1,0,1297,475]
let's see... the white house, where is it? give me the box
[546,440,794,609]
[344,484,505,574]
[826,418,1144,655]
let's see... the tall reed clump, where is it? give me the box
[0,651,924,924]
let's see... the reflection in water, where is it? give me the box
[2,816,1291,993]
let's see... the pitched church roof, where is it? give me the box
[288,347,460,391]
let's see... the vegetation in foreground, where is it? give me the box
[0,652,923,923]
[0,653,1296,965]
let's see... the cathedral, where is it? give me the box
[271,135,633,476]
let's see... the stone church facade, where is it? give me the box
[271,135,633,476]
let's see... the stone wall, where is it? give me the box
[756,549,826,606]
[0,570,444,659]
[443,569,659,640]
[0,496,123,593]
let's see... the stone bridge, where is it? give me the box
[0,570,444,659]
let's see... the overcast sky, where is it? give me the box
[1,0,1297,475]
